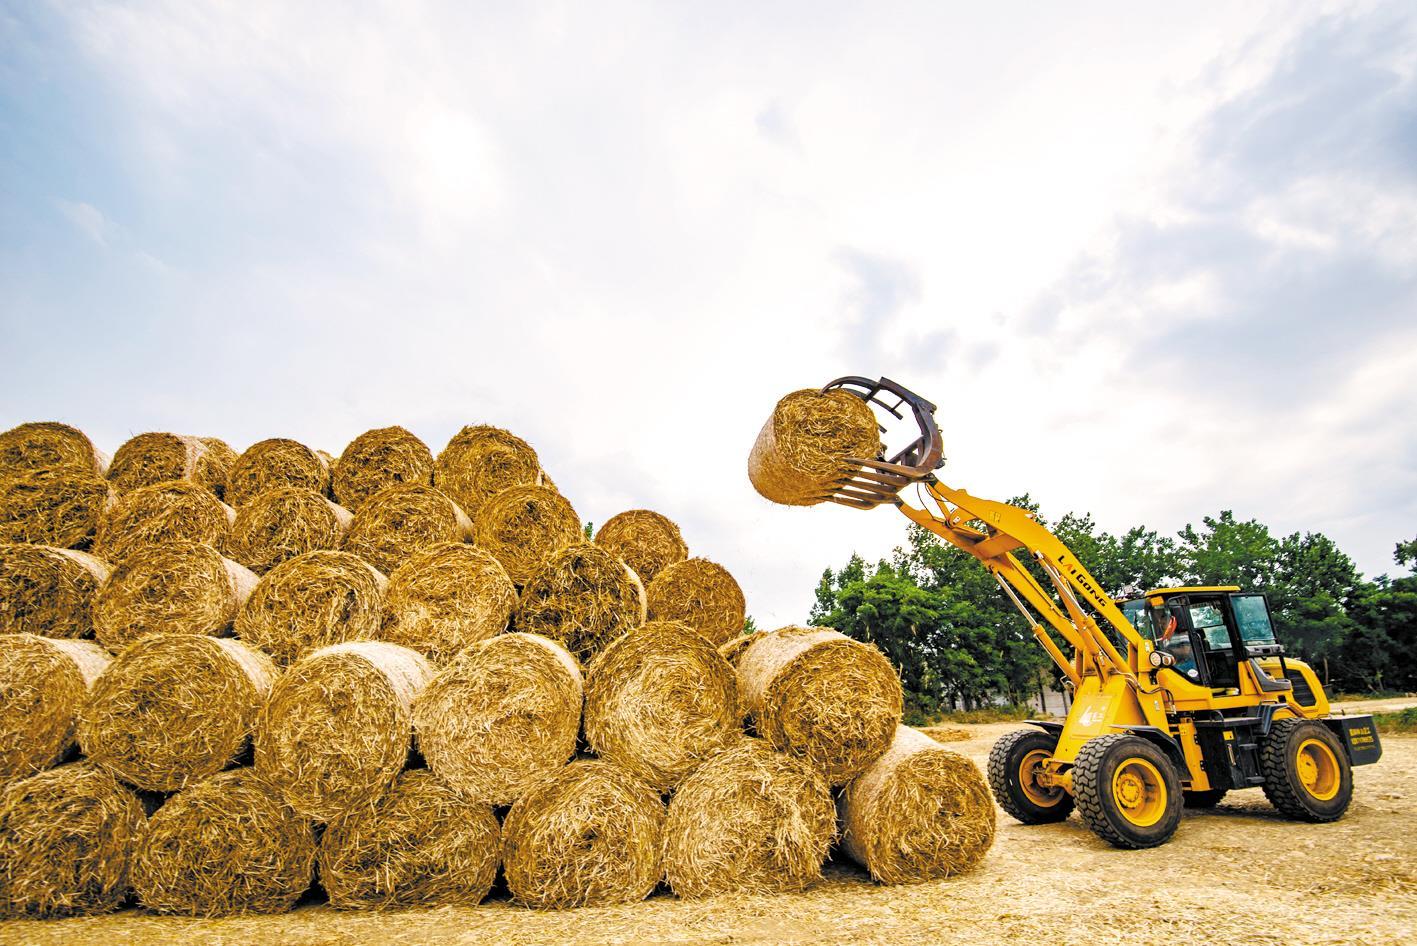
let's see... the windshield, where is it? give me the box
[1231,594,1278,645]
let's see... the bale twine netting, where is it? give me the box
[0,543,110,638]
[256,641,432,822]
[91,541,258,651]
[0,762,146,918]
[748,387,882,506]
[514,542,645,662]
[318,769,501,910]
[235,549,386,666]
[225,438,330,507]
[501,759,664,910]
[737,626,902,785]
[583,620,739,792]
[332,426,434,512]
[472,484,580,585]
[93,480,234,564]
[593,509,688,583]
[225,486,352,575]
[106,432,227,497]
[0,635,109,782]
[342,483,472,575]
[839,725,995,884]
[435,425,545,521]
[130,768,316,916]
[662,739,835,899]
[412,632,582,806]
[0,468,114,549]
[645,557,746,647]
[78,635,274,792]
[382,543,517,664]
[0,422,107,476]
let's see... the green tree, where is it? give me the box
[1177,511,1279,588]
[1269,531,1363,665]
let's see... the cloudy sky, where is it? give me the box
[3,1,1414,625]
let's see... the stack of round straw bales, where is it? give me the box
[0,416,994,922]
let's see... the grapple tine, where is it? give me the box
[816,376,944,509]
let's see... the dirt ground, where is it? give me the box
[5,703,1414,946]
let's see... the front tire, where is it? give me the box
[1260,718,1352,822]
[1073,734,1183,849]
[987,729,1074,824]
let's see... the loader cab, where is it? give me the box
[1119,587,1282,692]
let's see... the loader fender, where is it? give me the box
[1110,725,1186,771]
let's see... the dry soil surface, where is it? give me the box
[5,707,1414,946]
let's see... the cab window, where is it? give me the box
[1231,594,1278,645]
[1188,603,1230,649]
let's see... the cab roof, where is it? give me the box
[1117,586,1242,605]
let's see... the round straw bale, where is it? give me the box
[319,769,500,910]
[107,432,206,494]
[383,542,516,664]
[234,550,386,666]
[662,739,835,898]
[412,632,581,806]
[332,426,434,512]
[436,425,545,521]
[0,762,146,917]
[131,768,316,916]
[737,626,902,784]
[718,629,771,668]
[256,641,432,822]
[748,387,882,506]
[583,621,738,792]
[93,480,234,564]
[473,484,580,585]
[644,557,746,647]
[0,543,110,638]
[593,509,688,583]
[0,635,109,781]
[0,422,107,476]
[501,759,664,910]
[0,467,114,549]
[225,438,330,507]
[839,725,995,884]
[513,542,645,662]
[196,437,238,500]
[342,484,472,575]
[226,486,352,574]
[78,635,274,792]
[91,541,258,651]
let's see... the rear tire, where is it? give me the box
[1073,734,1183,849]
[987,729,1074,824]
[1260,717,1352,822]
[1183,788,1228,808]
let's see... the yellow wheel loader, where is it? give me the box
[811,376,1382,849]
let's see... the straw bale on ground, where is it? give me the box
[0,544,110,638]
[412,632,581,806]
[78,635,274,792]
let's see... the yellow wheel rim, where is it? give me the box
[1111,757,1167,827]
[1296,738,1341,801]
[1018,749,1064,807]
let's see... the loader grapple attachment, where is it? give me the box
[819,376,944,509]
